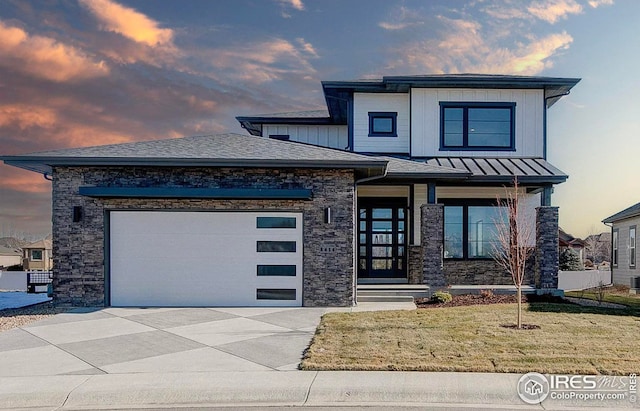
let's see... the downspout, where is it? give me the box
[603,221,614,285]
[352,164,389,306]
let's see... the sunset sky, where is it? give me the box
[0,0,637,240]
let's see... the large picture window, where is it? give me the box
[440,102,515,150]
[443,201,506,259]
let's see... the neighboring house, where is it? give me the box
[603,202,639,287]
[21,239,53,271]
[1,74,579,307]
[558,228,585,261]
[583,232,611,265]
[0,245,22,269]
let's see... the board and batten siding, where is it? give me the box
[612,215,640,287]
[411,88,544,158]
[263,125,348,150]
[353,93,410,153]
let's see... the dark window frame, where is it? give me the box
[442,199,506,260]
[368,112,398,137]
[630,225,636,269]
[256,216,296,229]
[256,288,296,300]
[256,241,297,253]
[256,265,297,276]
[440,102,516,151]
[612,228,619,268]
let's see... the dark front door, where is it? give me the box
[358,198,407,281]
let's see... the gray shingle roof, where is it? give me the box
[603,202,640,223]
[423,157,567,184]
[1,133,388,174]
[382,156,468,179]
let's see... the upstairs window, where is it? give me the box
[31,249,43,261]
[440,103,515,150]
[368,112,397,137]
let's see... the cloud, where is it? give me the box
[277,0,304,11]
[79,0,173,47]
[588,0,614,7]
[0,20,109,82]
[379,6,425,31]
[208,38,318,84]
[527,0,583,23]
[386,16,573,75]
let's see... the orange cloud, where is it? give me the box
[0,20,109,82]
[0,105,57,131]
[0,167,51,194]
[79,0,173,47]
[527,0,583,23]
[278,0,304,11]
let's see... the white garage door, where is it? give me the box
[109,211,303,307]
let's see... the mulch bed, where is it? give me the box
[415,292,566,309]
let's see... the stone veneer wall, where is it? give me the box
[536,206,559,289]
[51,166,355,307]
[420,204,446,287]
[407,245,422,284]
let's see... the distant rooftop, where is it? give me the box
[603,202,640,223]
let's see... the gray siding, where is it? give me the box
[612,215,640,286]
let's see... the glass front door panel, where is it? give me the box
[357,199,407,280]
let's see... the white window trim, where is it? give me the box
[630,226,636,269]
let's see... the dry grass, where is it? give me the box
[301,303,640,375]
[566,285,640,310]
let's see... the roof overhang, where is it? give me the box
[236,115,336,136]
[322,75,580,121]
[1,156,388,177]
[602,202,640,224]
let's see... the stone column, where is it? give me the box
[421,204,446,287]
[536,206,559,289]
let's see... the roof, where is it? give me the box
[236,110,332,136]
[423,157,568,184]
[603,202,640,224]
[382,156,469,179]
[0,246,21,256]
[1,133,388,176]
[322,74,580,123]
[237,74,580,130]
[23,239,52,250]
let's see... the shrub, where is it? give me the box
[431,291,452,304]
[480,289,494,299]
[559,248,584,271]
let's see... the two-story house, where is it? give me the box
[1,74,579,307]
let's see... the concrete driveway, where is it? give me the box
[0,306,328,376]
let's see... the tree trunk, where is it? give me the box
[517,285,522,329]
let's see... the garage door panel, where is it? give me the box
[109,211,302,307]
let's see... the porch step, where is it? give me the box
[356,285,430,302]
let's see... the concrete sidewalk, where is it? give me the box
[0,371,636,410]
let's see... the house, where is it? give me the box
[0,245,22,269]
[603,202,639,287]
[558,228,585,261]
[21,239,53,271]
[1,74,579,307]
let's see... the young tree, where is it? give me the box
[491,177,536,329]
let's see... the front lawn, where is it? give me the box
[565,285,640,311]
[301,303,640,375]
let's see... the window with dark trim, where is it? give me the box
[256,288,296,300]
[612,229,619,267]
[256,217,296,228]
[256,241,296,252]
[440,102,515,150]
[630,226,636,268]
[257,265,296,276]
[30,249,43,261]
[443,200,506,260]
[368,112,397,137]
